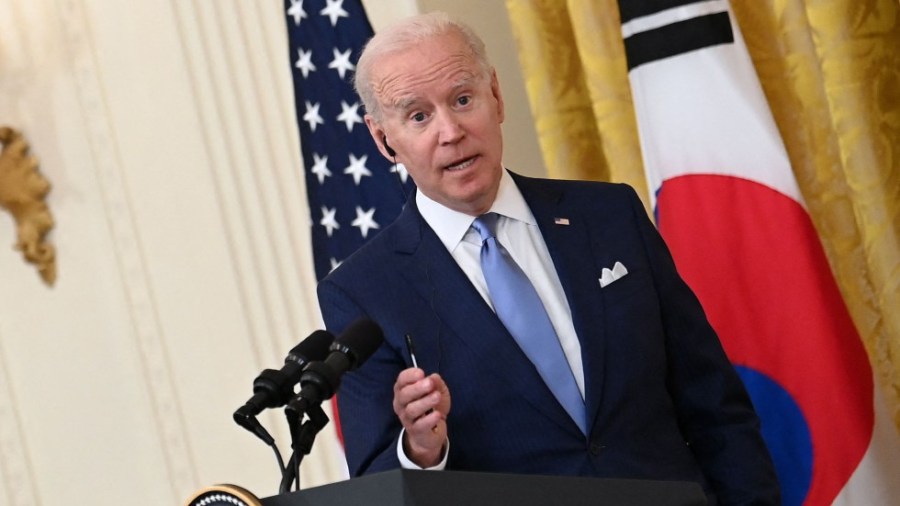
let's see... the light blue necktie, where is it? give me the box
[472,213,587,434]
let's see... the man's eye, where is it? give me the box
[457,96,471,106]
[411,112,426,122]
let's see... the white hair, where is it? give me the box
[354,11,492,122]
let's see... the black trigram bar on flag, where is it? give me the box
[619,0,734,70]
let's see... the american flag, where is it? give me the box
[284,0,414,281]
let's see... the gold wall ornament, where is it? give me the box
[0,126,57,285]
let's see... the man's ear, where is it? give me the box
[364,114,394,160]
[490,69,505,124]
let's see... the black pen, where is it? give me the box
[404,333,420,369]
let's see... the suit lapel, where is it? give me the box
[390,195,582,436]
[514,174,610,434]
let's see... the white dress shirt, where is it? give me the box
[398,169,584,469]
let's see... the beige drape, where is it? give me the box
[506,0,900,431]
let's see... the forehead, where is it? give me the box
[371,33,483,110]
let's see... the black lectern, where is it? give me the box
[262,469,708,506]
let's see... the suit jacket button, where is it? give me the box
[589,443,604,456]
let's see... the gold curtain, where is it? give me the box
[505,0,900,431]
[505,0,649,214]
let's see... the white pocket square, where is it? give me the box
[599,261,628,288]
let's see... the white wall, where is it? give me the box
[0,1,540,504]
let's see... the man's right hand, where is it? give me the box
[393,368,451,468]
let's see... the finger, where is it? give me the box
[395,375,435,406]
[393,368,425,395]
[403,389,441,419]
[425,374,451,412]
[393,375,436,423]
[392,370,426,408]
[408,410,445,437]
[395,385,439,427]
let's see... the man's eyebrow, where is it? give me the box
[391,96,418,112]
[387,74,481,113]
[450,74,478,91]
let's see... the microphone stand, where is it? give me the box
[279,400,329,494]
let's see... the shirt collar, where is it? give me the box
[416,169,536,252]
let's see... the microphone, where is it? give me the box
[233,330,334,430]
[287,317,384,414]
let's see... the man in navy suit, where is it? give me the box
[317,11,779,505]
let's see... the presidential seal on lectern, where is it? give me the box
[184,484,263,506]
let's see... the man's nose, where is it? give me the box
[435,110,464,145]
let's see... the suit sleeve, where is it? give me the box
[624,187,781,505]
[317,277,405,476]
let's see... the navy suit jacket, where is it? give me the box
[317,173,779,505]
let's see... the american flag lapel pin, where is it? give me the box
[554,217,570,225]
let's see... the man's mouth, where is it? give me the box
[445,156,476,171]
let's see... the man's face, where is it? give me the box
[365,31,505,216]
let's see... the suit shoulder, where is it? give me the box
[513,171,631,192]
[319,210,411,287]
[321,232,389,285]
[513,172,642,208]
